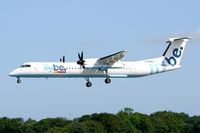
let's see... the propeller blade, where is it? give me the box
[78,53,81,60]
[81,52,83,60]
[63,55,65,62]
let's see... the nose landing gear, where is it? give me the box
[85,77,92,87]
[17,77,21,84]
[86,81,92,87]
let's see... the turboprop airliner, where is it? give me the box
[9,37,190,87]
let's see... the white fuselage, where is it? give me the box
[9,57,180,79]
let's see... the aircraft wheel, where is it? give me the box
[86,81,92,87]
[105,78,111,84]
[17,78,21,84]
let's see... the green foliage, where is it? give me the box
[117,107,134,120]
[151,111,186,133]
[0,117,24,133]
[189,116,200,132]
[81,120,105,133]
[44,127,69,133]
[129,112,153,133]
[32,117,70,133]
[22,118,37,133]
[91,113,125,133]
[0,108,200,133]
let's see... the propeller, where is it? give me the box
[59,55,65,62]
[63,55,65,62]
[77,52,85,68]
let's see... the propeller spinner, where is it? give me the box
[77,52,85,68]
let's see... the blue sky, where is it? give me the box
[0,0,200,120]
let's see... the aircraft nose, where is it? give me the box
[9,69,18,77]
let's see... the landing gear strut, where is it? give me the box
[105,78,111,84]
[85,77,92,87]
[17,77,21,84]
[103,69,111,84]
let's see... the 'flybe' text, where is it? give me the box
[53,64,66,73]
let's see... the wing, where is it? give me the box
[97,50,127,66]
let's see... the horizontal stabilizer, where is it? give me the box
[166,37,191,43]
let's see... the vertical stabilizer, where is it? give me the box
[162,37,190,67]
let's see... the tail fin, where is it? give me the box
[162,37,190,66]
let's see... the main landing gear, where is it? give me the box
[105,78,111,84]
[85,77,111,87]
[17,77,21,84]
[104,70,111,84]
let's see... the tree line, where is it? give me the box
[0,108,200,133]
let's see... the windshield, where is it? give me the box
[20,64,31,68]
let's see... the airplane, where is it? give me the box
[9,37,190,87]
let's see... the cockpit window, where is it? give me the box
[20,64,31,68]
